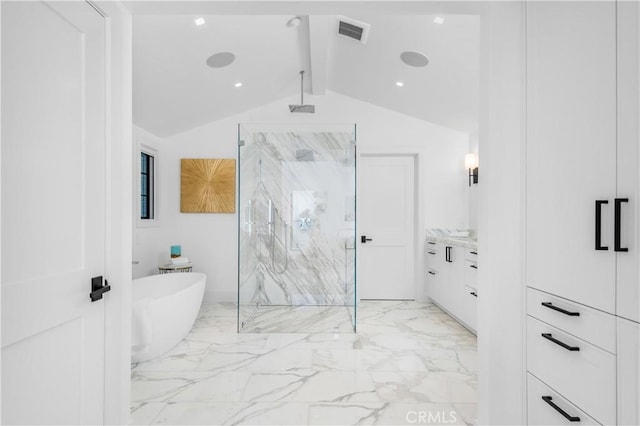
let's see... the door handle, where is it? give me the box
[595,200,608,250]
[445,246,450,262]
[90,276,111,302]
[360,235,373,243]
[541,396,581,422]
[469,264,478,269]
[614,198,629,252]
[470,291,478,297]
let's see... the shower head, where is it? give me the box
[289,104,315,113]
[295,149,315,161]
[289,70,315,114]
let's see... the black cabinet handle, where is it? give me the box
[470,291,478,297]
[541,396,580,422]
[428,271,436,276]
[361,235,373,243]
[541,333,579,351]
[445,246,453,262]
[469,264,478,269]
[428,251,436,255]
[595,200,609,250]
[541,302,580,317]
[427,241,436,245]
[470,251,477,255]
[614,198,629,252]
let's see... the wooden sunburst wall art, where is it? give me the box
[180,158,236,213]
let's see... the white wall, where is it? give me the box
[132,126,166,280]
[477,3,526,425]
[133,91,469,302]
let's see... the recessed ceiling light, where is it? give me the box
[206,52,236,68]
[400,51,429,68]
[396,81,404,87]
[434,16,445,24]
[235,82,243,88]
[195,17,205,26]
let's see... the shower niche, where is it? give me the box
[237,124,356,333]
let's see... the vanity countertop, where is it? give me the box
[425,228,478,250]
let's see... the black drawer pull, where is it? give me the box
[614,198,629,252]
[541,302,580,317]
[428,271,436,276]
[541,333,579,351]
[428,251,436,255]
[470,291,478,297]
[427,241,436,245]
[470,251,477,255]
[469,264,478,269]
[595,200,609,250]
[541,396,580,422]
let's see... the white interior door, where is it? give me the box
[1,1,107,424]
[359,155,415,300]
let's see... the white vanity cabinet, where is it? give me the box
[426,238,477,334]
[525,1,639,424]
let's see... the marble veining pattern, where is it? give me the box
[131,301,477,425]
[237,127,356,331]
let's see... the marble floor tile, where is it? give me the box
[131,300,477,425]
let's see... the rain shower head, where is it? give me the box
[289,70,315,113]
[295,149,315,161]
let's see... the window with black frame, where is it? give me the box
[141,152,154,219]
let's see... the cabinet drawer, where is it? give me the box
[527,316,616,424]
[464,247,478,261]
[459,285,477,333]
[527,373,600,425]
[464,260,478,290]
[527,287,616,353]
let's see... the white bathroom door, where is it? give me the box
[358,155,415,299]
[1,1,108,424]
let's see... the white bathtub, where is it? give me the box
[131,272,206,363]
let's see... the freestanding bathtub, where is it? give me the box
[131,272,206,363]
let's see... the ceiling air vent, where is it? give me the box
[337,16,371,44]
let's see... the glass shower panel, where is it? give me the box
[237,124,356,333]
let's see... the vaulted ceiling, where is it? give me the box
[133,13,479,137]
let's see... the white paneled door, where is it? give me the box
[1,2,108,424]
[359,156,415,300]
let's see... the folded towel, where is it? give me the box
[170,256,190,265]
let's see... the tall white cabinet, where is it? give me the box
[526,1,639,424]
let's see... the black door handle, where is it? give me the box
[428,271,436,276]
[361,235,373,243]
[541,333,580,351]
[595,200,609,250]
[445,246,451,262]
[469,264,478,269]
[541,302,580,316]
[614,198,629,252]
[541,396,581,422]
[470,291,478,297]
[90,276,111,302]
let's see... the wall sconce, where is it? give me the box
[465,153,478,186]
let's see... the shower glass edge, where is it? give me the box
[237,123,357,333]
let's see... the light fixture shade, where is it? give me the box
[465,153,478,170]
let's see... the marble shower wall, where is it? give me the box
[237,125,356,325]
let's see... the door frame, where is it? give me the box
[357,151,422,302]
